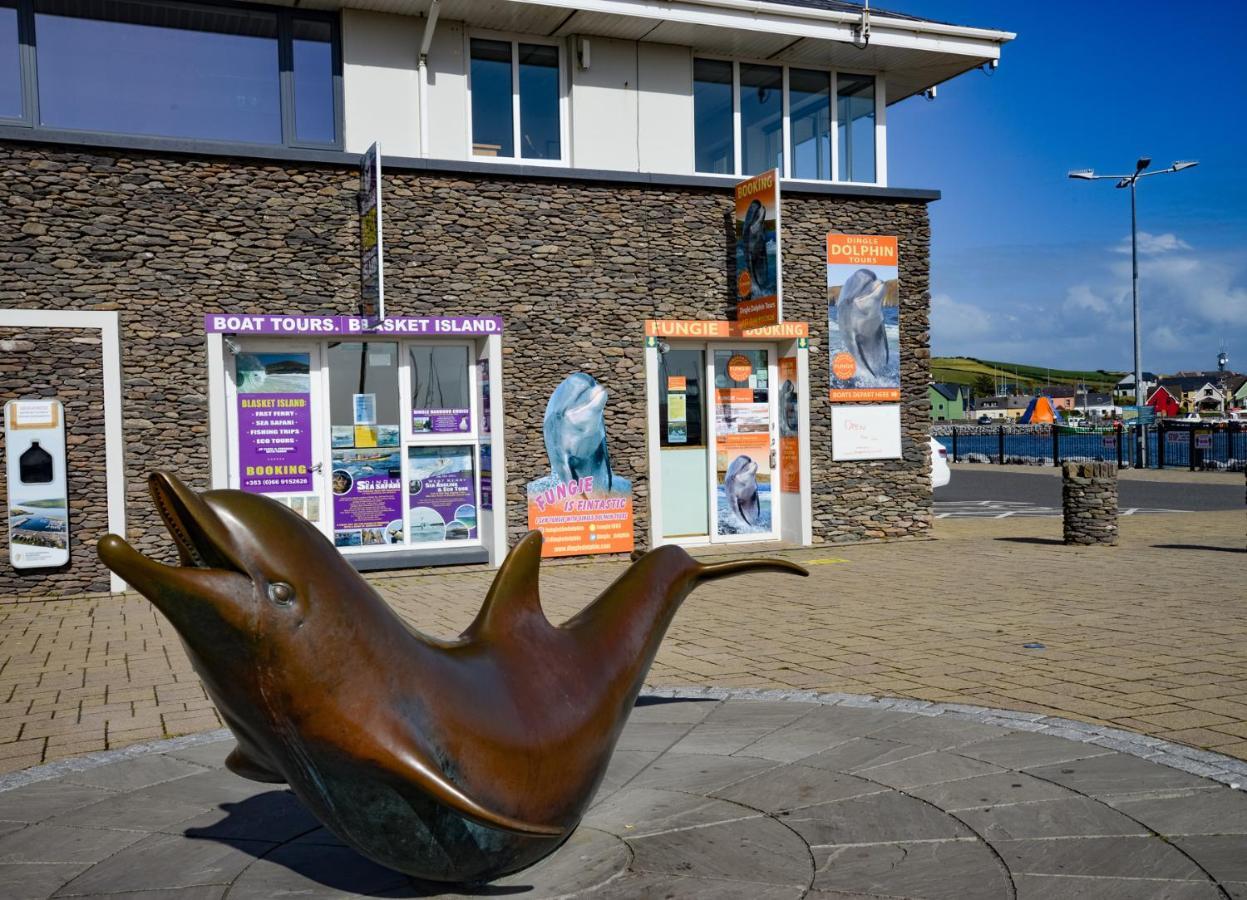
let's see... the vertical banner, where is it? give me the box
[359,142,384,319]
[407,446,477,542]
[778,356,800,492]
[714,352,772,535]
[527,373,634,558]
[734,169,782,331]
[331,448,403,546]
[234,352,313,493]
[827,234,900,401]
[5,400,70,569]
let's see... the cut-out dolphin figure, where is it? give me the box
[724,454,761,526]
[543,372,614,490]
[98,473,806,883]
[740,198,770,296]
[836,267,890,378]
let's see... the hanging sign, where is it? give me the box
[234,352,313,493]
[831,405,903,461]
[527,373,634,558]
[5,400,70,570]
[827,234,900,402]
[778,357,800,493]
[359,142,384,319]
[734,169,782,331]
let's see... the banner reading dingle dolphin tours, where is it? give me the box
[734,170,782,331]
[827,234,900,402]
[527,372,634,558]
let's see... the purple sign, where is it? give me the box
[234,351,313,493]
[408,446,477,542]
[479,359,491,435]
[206,314,503,336]
[480,443,493,511]
[331,449,403,547]
[412,407,471,434]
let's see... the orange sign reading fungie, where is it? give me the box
[645,320,809,340]
[734,169,782,331]
[726,354,753,383]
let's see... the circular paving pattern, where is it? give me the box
[1,693,1245,898]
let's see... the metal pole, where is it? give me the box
[1131,179,1145,467]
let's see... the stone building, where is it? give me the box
[0,0,1013,596]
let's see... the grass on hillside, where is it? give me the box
[932,357,1124,392]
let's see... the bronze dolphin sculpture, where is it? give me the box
[98,473,807,882]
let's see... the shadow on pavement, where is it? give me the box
[1152,543,1246,554]
[993,537,1067,546]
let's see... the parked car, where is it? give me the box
[976,414,992,425]
[930,437,950,489]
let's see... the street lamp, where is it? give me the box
[1067,158,1199,465]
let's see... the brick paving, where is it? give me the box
[0,508,1243,775]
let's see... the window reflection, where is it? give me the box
[518,43,559,160]
[739,63,782,176]
[292,17,334,144]
[693,58,733,175]
[837,73,876,183]
[0,1,19,119]
[789,68,830,181]
[470,38,513,157]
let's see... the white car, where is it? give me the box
[930,437,950,489]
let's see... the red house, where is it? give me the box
[1147,385,1181,417]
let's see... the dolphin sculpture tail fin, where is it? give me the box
[693,557,809,583]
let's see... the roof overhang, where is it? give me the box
[306,0,1014,103]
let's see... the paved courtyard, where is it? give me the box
[1,695,1244,899]
[0,507,1243,778]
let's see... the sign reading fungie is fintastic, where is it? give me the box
[359,142,384,319]
[734,169,782,331]
[527,373,634,558]
[234,352,313,493]
[5,399,70,570]
[827,234,900,402]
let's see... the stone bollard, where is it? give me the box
[1062,461,1118,546]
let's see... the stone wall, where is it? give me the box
[0,327,110,595]
[1062,461,1119,546]
[0,141,932,595]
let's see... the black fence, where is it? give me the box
[935,421,1246,471]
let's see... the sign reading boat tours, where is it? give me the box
[734,169,782,331]
[205,315,503,335]
[359,142,384,319]
[827,234,900,402]
[527,372,634,558]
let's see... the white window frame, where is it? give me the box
[465,29,570,167]
[692,55,886,187]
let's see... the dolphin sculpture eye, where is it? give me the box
[267,582,295,606]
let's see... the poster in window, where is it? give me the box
[714,390,772,536]
[234,352,313,493]
[827,234,900,402]
[408,446,477,542]
[331,448,402,547]
[527,373,634,558]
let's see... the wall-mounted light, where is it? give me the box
[923,85,937,101]
[576,36,591,70]
[223,336,241,355]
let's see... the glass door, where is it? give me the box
[225,341,328,537]
[708,344,779,543]
[657,346,709,541]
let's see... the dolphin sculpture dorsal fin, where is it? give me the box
[462,530,549,640]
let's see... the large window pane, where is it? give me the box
[34,0,281,144]
[0,0,19,119]
[518,43,559,160]
[837,73,876,183]
[292,17,334,144]
[739,63,782,176]
[789,68,830,181]
[410,344,472,435]
[470,38,512,158]
[693,58,733,175]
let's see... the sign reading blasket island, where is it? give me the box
[734,169,782,331]
[527,372,634,558]
[827,234,900,402]
[359,142,384,320]
[233,352,313,494]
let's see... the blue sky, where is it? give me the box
[886,1,1247,376]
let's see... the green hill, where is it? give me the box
[932,357,1124,393]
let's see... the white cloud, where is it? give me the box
[1113,231,1192,256]
[931,292,994,343]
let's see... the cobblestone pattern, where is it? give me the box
[0,143,931,592]
[0,327,110,595]
[1062,461,1119,545]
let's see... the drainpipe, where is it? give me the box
[417,0,441,158]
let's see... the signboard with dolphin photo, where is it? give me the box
[714,350,773,536]
[734,169,782,331]
[527,373,634,558]
[827,234,900,402]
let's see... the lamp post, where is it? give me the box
[1068,158,1198,466]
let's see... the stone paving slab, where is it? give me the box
[0,695,1243,899]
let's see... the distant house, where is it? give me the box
[1043,386,1078,410]
[1116,372,1158,396]
[976,395,1030,421]
[928,383,968,421]
[1146,385,1181,418]
[1081,392,1121,420]
[1230,375,1247,410]
[1158,376,1224,414]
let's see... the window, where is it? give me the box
[693,60,878,184]
[693,58,733,175]
[4,0,339,148]
[469,36,563,162]
[0,0,20,120]
[837,73,876,183]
